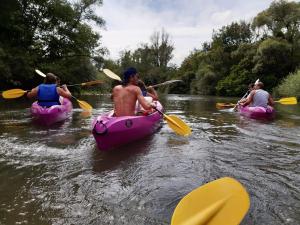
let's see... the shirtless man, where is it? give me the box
[112,67,154,117]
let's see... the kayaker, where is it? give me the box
[27,73,72,107]
[112,67,155,117]
[238,83,255,105]
[240,82,274,108]
[137,79,158,100]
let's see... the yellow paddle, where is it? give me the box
[275,97,297,105]
[154,107,191,136]
[2,89,28,99]
[2,88,92,111]
[216,103,236,109]
[102,68,122,81]
[67,80,104,87]
[35,69,103,87]
[148,80,183,88]
[102,68,183,89]
[71,96,93,111]
[35,69,46,77]
[171,177,250,225]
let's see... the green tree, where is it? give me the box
[252,0,300,70]
[252,0,300,42]
[252,38,293,88]
[276,69,300,98]
[117,29,176,86]
[0,0,105,90]
[150,28,174,69]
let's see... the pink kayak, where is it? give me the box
[31,98,73,126]
[238,105,275,119]
[92,101,163,151]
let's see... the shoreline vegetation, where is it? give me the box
[0,0,299,98]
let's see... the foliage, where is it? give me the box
[174,0,300,96]
[1,0,300,97]
[276,70,300,98]
[115,29,176,87]
[0,0,105,90]
[252,38,293,88]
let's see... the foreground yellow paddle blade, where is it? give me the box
[275,97,297,105]
[2,89,27,99]
[165,115,191,136]
[102,68,122,81]
[216,103,235,109]
[171,177,250,225]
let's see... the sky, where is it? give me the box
[94,0,276,66]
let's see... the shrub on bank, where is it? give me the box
[276,70,300,98]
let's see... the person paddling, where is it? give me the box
[137,79,158,100]
[240,82,274,108]
[112,67,155,117]
[27,73,72,107]
[238,83,255,105]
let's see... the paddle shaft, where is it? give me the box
[233,90,249,110]
[103,69,181,88]
[64,81,102,87]
[149,80,183,88]
[35,69,101,87]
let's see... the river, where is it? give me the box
[0,94,299,225]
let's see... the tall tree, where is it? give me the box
[150,29,174,69]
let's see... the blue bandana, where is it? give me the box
[123,67,137,83]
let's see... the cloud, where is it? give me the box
[94,0,276,66]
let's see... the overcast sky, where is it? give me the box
[94,0,276,66]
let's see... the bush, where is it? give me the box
[276,69,300,98]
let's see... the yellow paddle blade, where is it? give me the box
[102,68,122,81]
[150,80,183,88]
[275,97,297,105]
[2,89,27,99]
[164,114,191,136]
[81,80,104,86]
[35,69,46,77]
[171,177,250,225]
[216,103,235,109]
[77,99,93,111]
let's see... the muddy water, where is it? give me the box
[0,94,299,225]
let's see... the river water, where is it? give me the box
[0,94,299,225]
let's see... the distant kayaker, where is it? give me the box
[238,83,255,105]
[27,73,72,107]
[137,79,158,100]
[240,82,274,108]
[112,67,155,117]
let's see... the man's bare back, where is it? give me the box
[112,84,152,117]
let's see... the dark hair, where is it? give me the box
[137,79,146,89]
[256,82,264,89]
[44,73,57,84]
[123,67,137,85]
[56,76,61,86]
[248,83,254,89]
